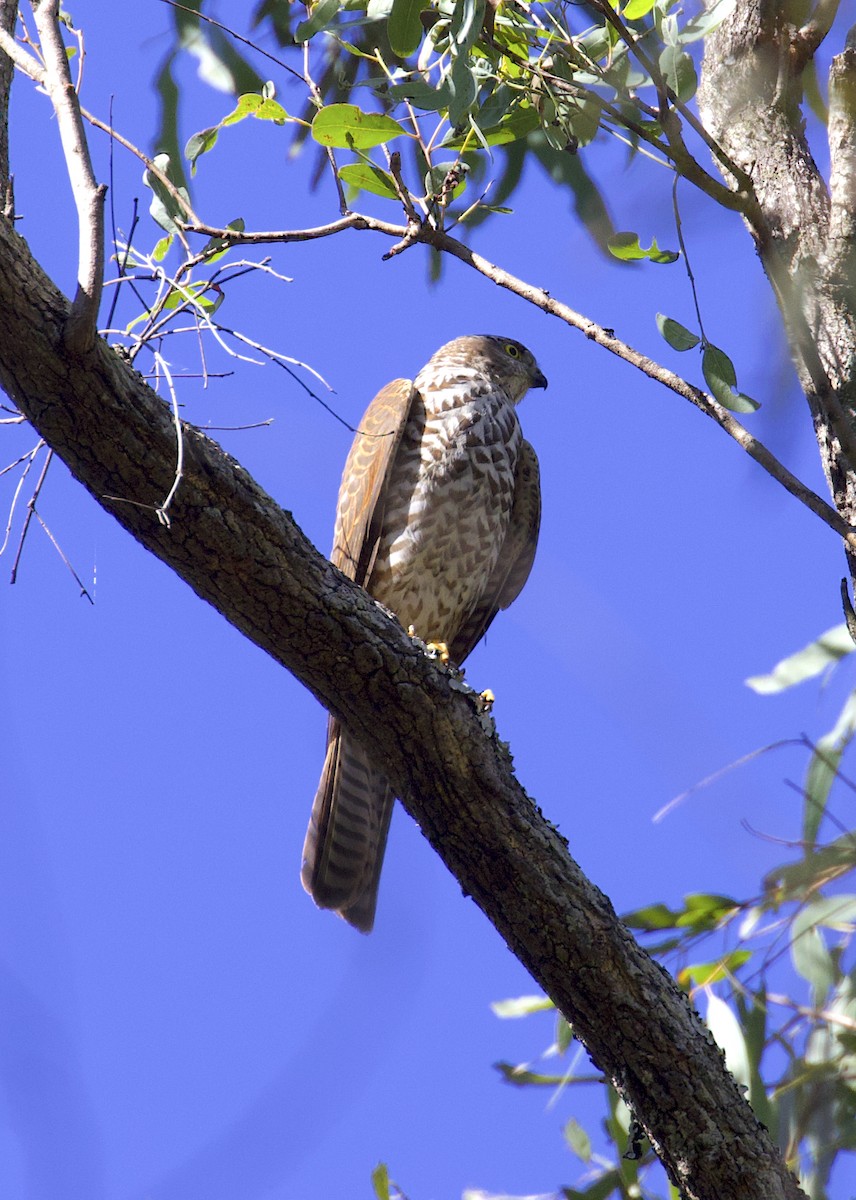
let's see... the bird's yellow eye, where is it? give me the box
[505,343,520,359]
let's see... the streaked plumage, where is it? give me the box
[302,335,547,931]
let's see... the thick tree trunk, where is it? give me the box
[699,1,856,577]
[0,10,805,1200]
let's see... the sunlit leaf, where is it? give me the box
[371,1162,391,1200]
[312,104,408,148]
[491,994,554,1018]
[624,0,657,18]
[607,231,679,263]
[624,902,681,930]
[338,162,399,198]
[746,624,854,693]
[678,951,750,987]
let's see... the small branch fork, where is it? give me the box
[26,2,105,352]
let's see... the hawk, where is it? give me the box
[302,334,547,931]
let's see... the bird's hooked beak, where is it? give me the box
[532,366,548,390]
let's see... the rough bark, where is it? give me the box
[0,10,806,1200]
[699,1,856,581]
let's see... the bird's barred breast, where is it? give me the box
[370,381,522,645]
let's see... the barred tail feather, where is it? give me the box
[301,719,394,932]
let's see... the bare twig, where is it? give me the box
[151,353,184,526]
[0,441,42,555]
[32,508,94,602]
[30,0,105,352]
[9,444,51,584]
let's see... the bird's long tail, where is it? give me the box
[301,718,394,932]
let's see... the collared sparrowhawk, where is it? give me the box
[302,335,547,930]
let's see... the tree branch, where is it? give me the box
[0,203,805,1200]
[30,0,105,352]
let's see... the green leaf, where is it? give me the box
[338,162,399,199]
[425,160,468,200]
[491,994,553,1018]
[199,217,246,265]
[185,126,219,174]
[678,951,751,987]
[295,0,340,42]
[624,902,681,931]
[152,235,172,262]
[450,0,485,50]
[494,1061,569,1086]
[564,1117,592,1162]
[143,153,191,237]
[311,104,408,148]
[388,0,424,56]
[371,1162,391,1200]
[659,45,697,102]
[624,0,657,17]
[387,78,450,111]
[702,343,760,412]
[657,312,700,350]
[447,52,478,126]
[746,623,854,693]
[444,105,539,148]
[607,231,679,263]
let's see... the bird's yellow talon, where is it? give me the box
[478,688,495,711]
[426,640,450,665]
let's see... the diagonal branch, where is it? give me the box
[0,198,806,1200]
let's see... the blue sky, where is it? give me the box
[2,3,855,1198]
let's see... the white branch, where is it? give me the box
[30,0,104,352]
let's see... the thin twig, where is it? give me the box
[0,441,42,555]
[9,444,51,583]
[32,509,94,603]
[151,352,184,526]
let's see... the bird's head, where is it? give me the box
[438,335,548,403]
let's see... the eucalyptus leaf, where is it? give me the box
[745,623,854,693]
[338,162,399,198]
[388,0,424,56]
[608,231,678,263]
[656,313,700,350]
[311,104,408,148]
[294,0,340,42]
[702,343,760,412]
